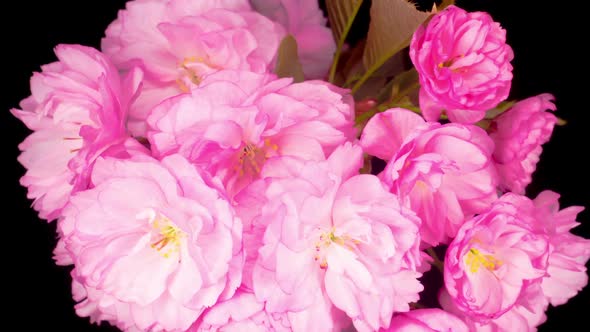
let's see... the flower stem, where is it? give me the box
[426,247,444,273]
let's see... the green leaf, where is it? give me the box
[351,51,406,100]
[354,76,388,101]
[326,0,364,46]
[326,0,364,83]
[481,100,568,127]
[484,100,516,119]
[340,39,367,87]
[475,119,492,130]
[390,67,419,101]
[274,35,305,83]
[353,0,432,94]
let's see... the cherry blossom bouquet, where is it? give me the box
[9,0,589,331]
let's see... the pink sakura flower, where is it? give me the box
[250,0,336,79]
[247,143,423,332]
[11,44,143,221]
[147,71,356,197]
[489,94,557,194]
[192,290,291,332]
[439,284,548,332]
[205,177,349,331]
[232,179,270,291]
[360,108,498,246]
[442,191,589,331]
[102,0,282,136]
[191,289,346,332]
[383,308,469,332]
[410,5,514,123]
[504,191,590,306]
[71,270,140,331]
[444,194,550,322]
[541,233,590,306]
[58,154,243,331]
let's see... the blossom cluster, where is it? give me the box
[11,1,589,331]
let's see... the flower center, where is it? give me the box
[437,54,465,70]
[150,214,185,259]
[176,56,221,92]
[464,248,502,273]
[438,59,455,68]
[314,228,360,269]
[235,139,278,178]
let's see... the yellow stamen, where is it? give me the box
[184,65,202,85]
[438,59,454,68]
[236,141,274,178]
[175,55,224,92]
[176,78,190,93]
[264,138,279,151]
[438,54,465,69]
[150,215,185,258]
[313,228,360,268]
[464,248,502,273]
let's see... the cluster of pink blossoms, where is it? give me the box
[11,2,589,331]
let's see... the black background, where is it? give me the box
[1,1,588,331]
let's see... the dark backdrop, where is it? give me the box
[1,1,588,331]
